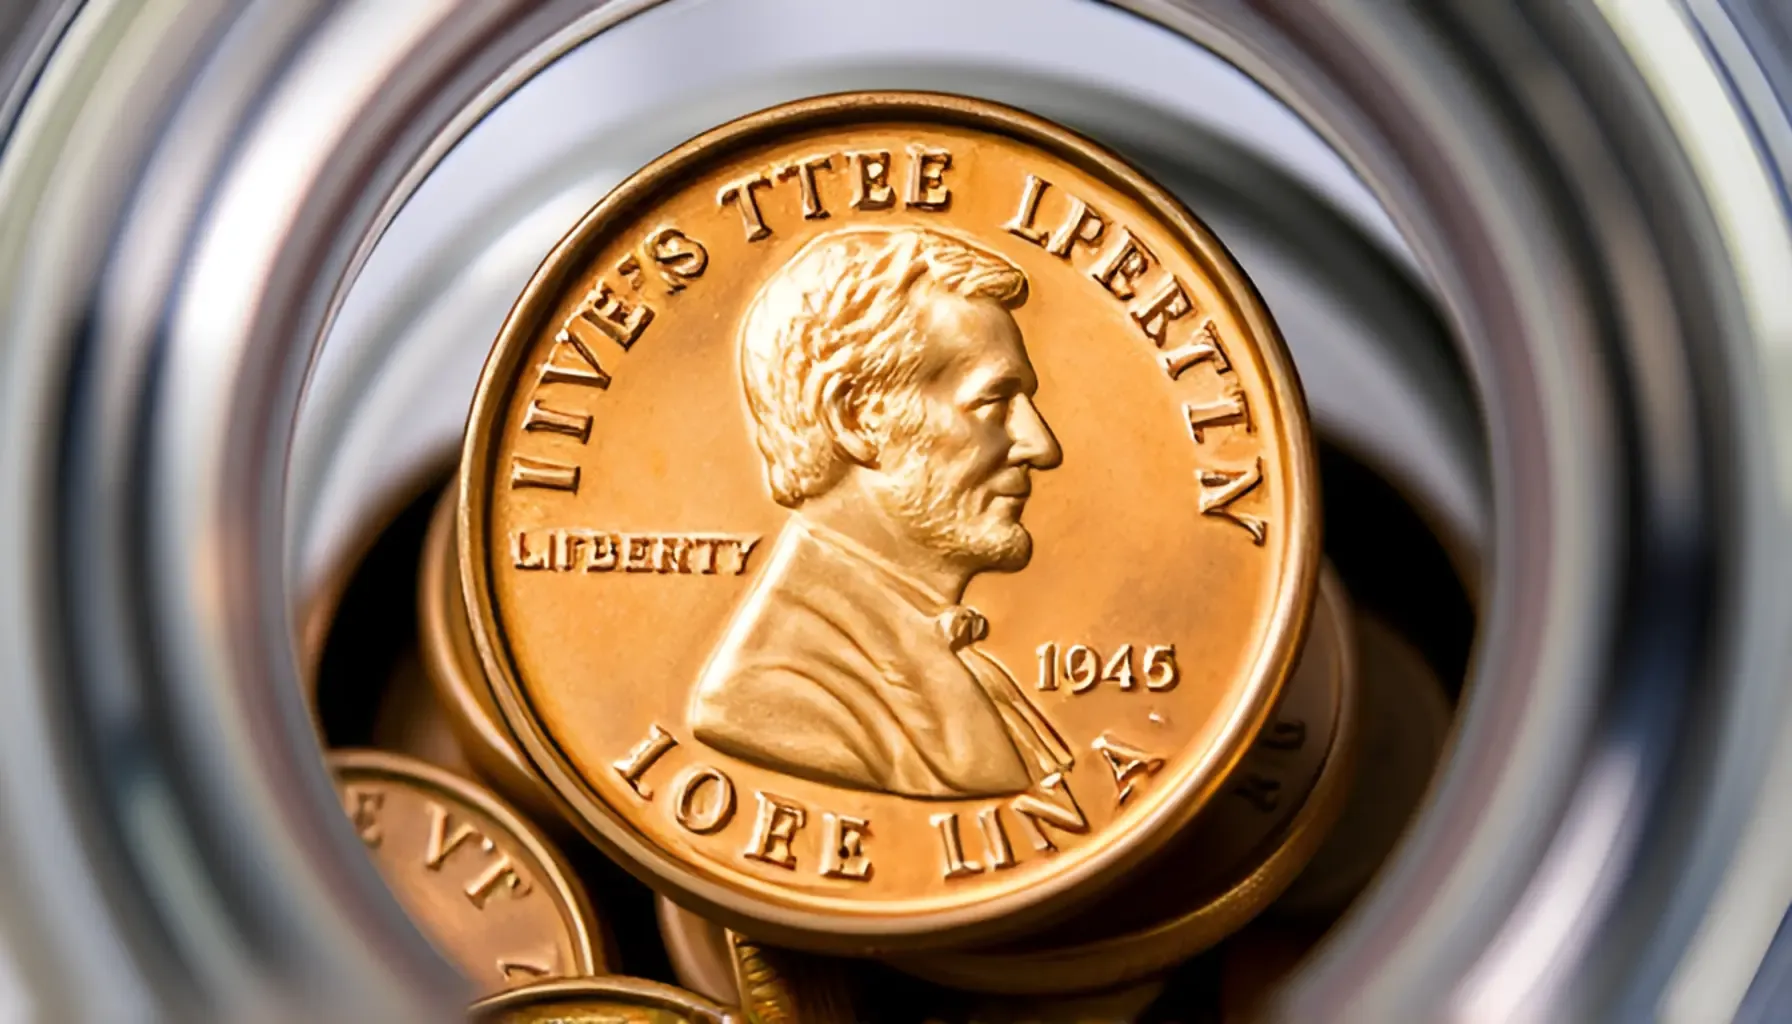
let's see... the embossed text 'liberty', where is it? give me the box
[511,529,759,575]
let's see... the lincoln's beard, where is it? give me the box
[870,439,1033,574]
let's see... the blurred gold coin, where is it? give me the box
[370,639,475,777]
[470,976,738,1024]
[656,895,856,1022]
[461,90,1318,950]
[889,568,1356,994]
[1272,612,1451,916]
[329,750,607,996]
[419,487,560,821]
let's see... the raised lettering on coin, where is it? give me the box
[330,751,605,996]
[743,793,807,870]
[819,813,875,881]
[671,765,737,835]
[1198,459,1269,545]
[930,812,983,880]
[613,724,678,800]
[1092,735,1166,807]
[345,785,384,847]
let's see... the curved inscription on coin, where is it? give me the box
[329,750,606,996]
[470,976,739,1024]
[462,92,1318,947]
[420,488,560,822]
[891,569,1356,994]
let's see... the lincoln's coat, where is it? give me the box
[689,519,1072,798]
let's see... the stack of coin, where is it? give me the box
[306,91,1462,1021]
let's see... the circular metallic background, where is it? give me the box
[0,1,1787,1020]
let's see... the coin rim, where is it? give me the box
[656,895,740,1005]
[328,748,606,978]
[886,567,1359,994]
[419,487,562,823]
[468,975,740,1023]
[1271,610,1452,915]
[460,90,1321,950]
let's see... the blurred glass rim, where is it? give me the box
[0,1,1787,1021]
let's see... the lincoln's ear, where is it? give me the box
[821,377,879,468]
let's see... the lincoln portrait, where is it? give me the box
[688,225,1072,799]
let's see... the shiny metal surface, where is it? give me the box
[0,0,1786,1020]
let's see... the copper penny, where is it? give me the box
[461,91,1318,949]
[330,750,606,996]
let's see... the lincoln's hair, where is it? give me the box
[738,226,1029,507]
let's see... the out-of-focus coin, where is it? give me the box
[655,895,856,1021]
[1272,612,1451,916]
[889,568,1356,994]
[370,641,475,777]
[302,485,439,745]
[329,750,607,996]
[470,976,739,1024]
[419,487,559,821]
[657,896,737,1004]
[461,90,1318,951]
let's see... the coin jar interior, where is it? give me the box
[5,0,1769,1019]
[290,0,1482,1015]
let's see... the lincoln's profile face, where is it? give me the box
[692,226,1073,799]
[736,226,1059,600]
[852,289,1061,575]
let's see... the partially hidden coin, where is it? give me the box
[1272,611,1451,917]
[657,896,738,1005]
[470,976,739,1024]
[329,749,608,996]
[730,931,857,1024]
[461,90,1319,950]
[656,895,856,1022]
[370,640,476,778]
[888,567,1357,995]
[420,486,561,823]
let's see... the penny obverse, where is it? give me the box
[463,91,1318,949]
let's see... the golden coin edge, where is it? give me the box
[420,487,562,822]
